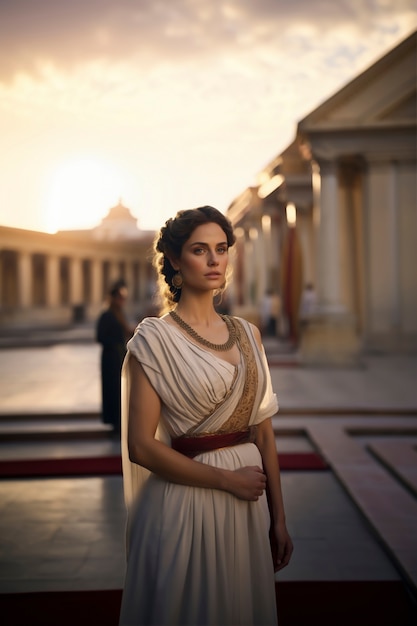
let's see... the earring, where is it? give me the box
[172,271,183,289]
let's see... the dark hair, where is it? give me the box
[109,279,127,297]
[153,206,236,312]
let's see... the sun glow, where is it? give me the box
[44,158,133,233]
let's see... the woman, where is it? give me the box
[119,206,293,626]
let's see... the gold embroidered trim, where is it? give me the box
[214,316,258,434]
[180,317,259,438]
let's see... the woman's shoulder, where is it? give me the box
[226,315,262,349]
[137,315,165,330]
[129,316,167,342]
[226,314,259,334]
[127,317,171,370]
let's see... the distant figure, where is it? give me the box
[96,280,134,433]
[261,291,281,336]
[260,291,273,335]
[300,283,318,326]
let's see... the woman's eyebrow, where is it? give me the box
[189,240,228,246]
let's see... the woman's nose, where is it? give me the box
[208,252,219,265]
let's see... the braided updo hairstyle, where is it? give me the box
[153,206,236,313]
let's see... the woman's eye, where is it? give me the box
[192,246,227,255]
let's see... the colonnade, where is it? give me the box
[232,214,282,310]
[364,154,417,349]
[0,230,154,327]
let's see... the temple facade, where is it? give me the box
[227,31,417,360]
[0,201,156,329]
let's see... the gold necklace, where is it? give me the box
[169,310,237,352]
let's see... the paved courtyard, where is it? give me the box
[0,337,416,615]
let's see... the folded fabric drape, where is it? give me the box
[173,427,278,567]
[120,316,279,625]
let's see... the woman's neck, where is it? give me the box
[174,293,219,327]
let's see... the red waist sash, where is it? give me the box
[172,428,255,458]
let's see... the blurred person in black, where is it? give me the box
[96,280,134,433]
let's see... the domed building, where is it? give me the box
[93,200,140,240]
[0,202,156,330]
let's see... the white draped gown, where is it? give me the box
[119,316,279,626]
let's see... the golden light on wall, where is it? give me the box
[257,174,284,199]
[312,161,321,228]
[286,202,297,227]
[281,201,303,343]
[261,214,271,235]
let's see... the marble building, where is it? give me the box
[227,30,416,361]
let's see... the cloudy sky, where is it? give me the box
[0,1,415,233]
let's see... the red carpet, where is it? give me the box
[0,452,328,478]
[0,455,123,478]
[1,581,416,626]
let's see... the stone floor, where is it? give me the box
[0,339,416,603]
[0,471,401,594]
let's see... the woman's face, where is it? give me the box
[176,222,229,293]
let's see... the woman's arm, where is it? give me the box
[256,418,293,571]
[127,355,266,502]
[249,322,293,571]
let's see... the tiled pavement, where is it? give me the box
[0,334,416,617]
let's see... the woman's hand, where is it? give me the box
[273,521,293,572]
[229,466,267,501]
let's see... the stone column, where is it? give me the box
[366,158,400,335]
[245,232,255,305]
[124,260,135,319]
[131,261,140,303]
[125,261,134,297]
[109,260,121,285]
[229,228,245,310]
[270,215,281,286]
[239,229,261,326]
[91,259,103,306]
[300,159,359,364]
[139,262,147,301]
[17,251,32,308]
[316,160,344,313]
[46,255,60,308]
[69,257,83,304]
[261,214,272,290]
[253,224,267,308]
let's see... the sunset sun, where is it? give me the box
[44,158,131,233]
